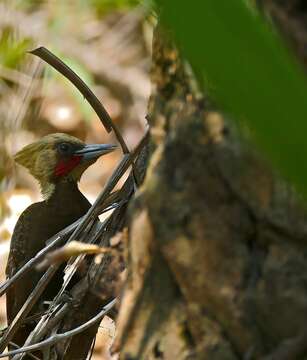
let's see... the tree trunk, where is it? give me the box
[114,12,307,360]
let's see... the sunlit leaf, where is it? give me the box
[0,27,32,68]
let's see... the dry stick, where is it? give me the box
[30,303,70,344]
[0,203,117,297]
[65,154,130,242]
[14,301,71,360]
[1,218,102,355]
[0,135,146,354]
[0,220,78,298]
[29,47,129,154]
[21,138,147,356]
[0,157,123,352]
[0,299,117,358]
[51,219,106,306]
[57,176,135,358]
[1,224,99,352]
[29,47,136,189]
[67,132,148,241]
[1,45,137,354]
[23,144,143,344]
[13,227,101,360]
[18,207,118,359]
[13,310,50,360]
[87,336,96,360]
[0,265,59,353]
[9,342,40,360]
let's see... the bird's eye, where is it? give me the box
[58,143,71,154]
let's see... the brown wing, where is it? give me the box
[6,205,35,324]
[6,183,91,353]
[5,203,45,354]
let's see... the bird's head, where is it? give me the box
[14,133,117,199]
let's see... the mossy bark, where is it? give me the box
[115,20,307,360]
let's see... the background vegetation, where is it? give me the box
[0,1,152,358]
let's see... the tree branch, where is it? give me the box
[29,47,129,153]
[0,299,117,358]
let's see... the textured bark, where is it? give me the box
[115,15,307,360]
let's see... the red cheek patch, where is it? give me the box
[54,155,82,177]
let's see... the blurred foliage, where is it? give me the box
[0,0,150,132]
[60,57,95,123]
[158,0,307,196]
[0,3,151,345]
[43,55,95,122]
[12,0,140,13]
[10,0,45,12]
[0,26,32,68]
[91,0,141,16]
[0,0,151,223]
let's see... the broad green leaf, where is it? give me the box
[157,0,307,195]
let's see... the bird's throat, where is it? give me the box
[54,155,82,177]
[41,156,85,199]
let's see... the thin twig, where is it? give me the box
[0,265,59,353]
[0,299,117,358]
[43,137,147,355]
[58,153,131,256]
[14,310,49,360]
[9,342,40,360]
[29,47,130,154]
[0,203,118,297]
[11,217,108,358]
[31,303,69,342]
[51,219,105,304]
[0,64,38,87]
[0,220,78,297]
[0,134,147,354]
[13,303,70,360]
[13,303,65,360]
[29,146,142,332]
[11,58,43,135]
[64,136,146,244]
[0,221,98,352]
[87,335,96,360]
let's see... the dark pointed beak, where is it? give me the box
[74,144,117,161]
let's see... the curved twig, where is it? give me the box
[9,342,40,360]
[29,47,129,154]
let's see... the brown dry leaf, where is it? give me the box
[37,241,114,269]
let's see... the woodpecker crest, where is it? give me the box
[14,133,116,199]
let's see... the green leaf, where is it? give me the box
[157,0,307,195]
[91,0,140,16]
[0,27,32,68]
